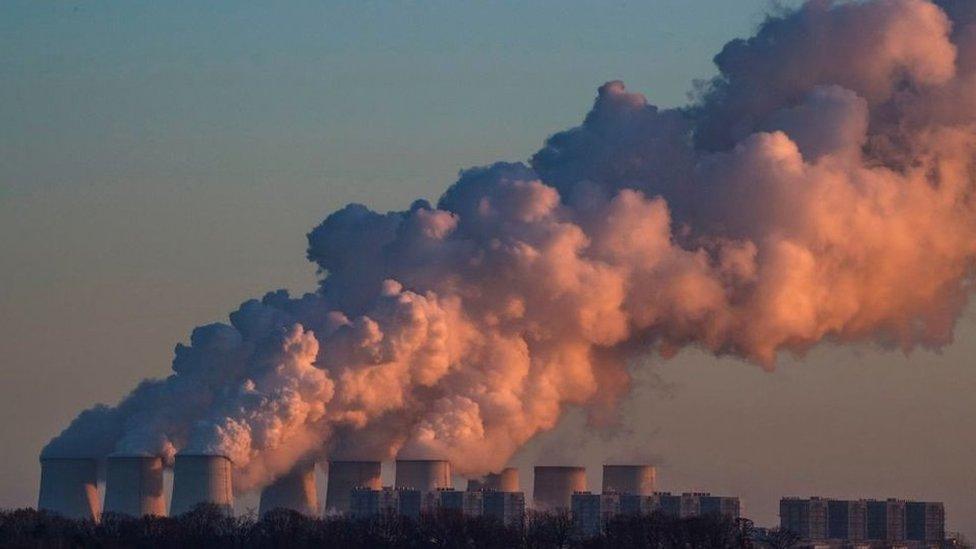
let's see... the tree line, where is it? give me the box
[0,505,804,548]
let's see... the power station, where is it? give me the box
[103,455,166,517]
[258,460,318,516]
[169,454,234,516]
[324,460,382,514]
[38,458,101,521]
[394,459,452,492]
[532,466,586,511]
[601,464,655,496]
[32,453,952,546]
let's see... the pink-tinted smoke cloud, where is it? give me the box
[43,0,976,493]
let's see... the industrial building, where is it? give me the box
[483,468,520,492]
[483,490,526,526]
[324,460,382,514]
[571,492,621,536]
[572,490,741,535]
[781,497,945,548]
[169,454,234,516]
[436,488,484,517]
[602,465,655,496]
[258,460,318,516]
[103,455,166,517]
[37,458,101,521]
[350,486,422,519]
[395,459,453,492]
[466,467,519,493]
[35,450,950,546]
[533,466,586,511]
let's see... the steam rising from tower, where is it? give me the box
[40,0,976,503]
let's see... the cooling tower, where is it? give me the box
[602,465,656,496]
[395,459,452,492]
[37,458,101,521]
[103,455,166,517]
[533,466,585,511]
[324,460,382,514]
[484,468,519,492]
[258,460,318,516]
[170,454,233,516]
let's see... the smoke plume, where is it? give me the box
[44,0,976,492]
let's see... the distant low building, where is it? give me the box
[780,497,945,548]
[432,488,486,517]
[483,491,525,527]
[354,486,525,526]
[349,487,421,519]
[572,491,740,536]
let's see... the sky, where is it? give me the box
[2,0,974,537]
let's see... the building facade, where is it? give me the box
[781,497,945,548]
[483,491,525,527]
[572,491,740,536]
[349,487,422,519]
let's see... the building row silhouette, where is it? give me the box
[781,497,945,548]
[36,454,949,546]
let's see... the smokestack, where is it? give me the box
[37,458,101,521]
[170,454,233,515]
[103,455,166,517]
[533,466,585,511]
[258,460,318,516]
[324,460,382,514]
[602,465,655,496]
[395,459,452,492]
[484,468,519,492]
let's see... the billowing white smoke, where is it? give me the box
[43,0,976,492]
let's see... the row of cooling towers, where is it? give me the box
[38,455,655,521]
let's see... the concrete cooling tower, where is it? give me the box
[394,459,452,492]
[37,458,101,521]
[170,454,233,516]
[602,465,656,496]
[258,460,318,516]
[533,466,586,511]
[103,455,166,517]
[324,460,382,514]
[484,468,519,492]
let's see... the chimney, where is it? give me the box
[170,454,233,515]
[484,467,519,492]
[602,465,655,496]
[533,466,585,511]
[395,459,452,492]
[258,460,318,516]
[103,455,166,517]
[38,458,101,521]
[324,460,382,514]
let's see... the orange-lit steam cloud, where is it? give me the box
[44,0,976,493]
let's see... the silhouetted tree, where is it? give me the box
[753,526,801,549]
[0,506,763,548]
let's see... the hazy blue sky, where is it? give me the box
[3,0,974,537]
